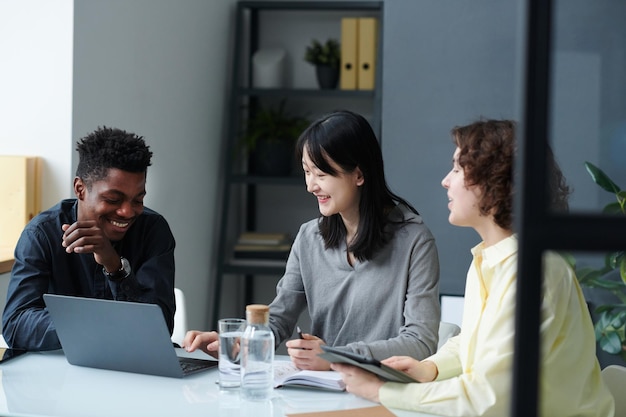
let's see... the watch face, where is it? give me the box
[120,257,131,275]
[104,257,131,281]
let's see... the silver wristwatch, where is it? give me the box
[103,257,131,282]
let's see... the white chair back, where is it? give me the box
[602,364,626,417]
[438,321,461,350]
[171,288,188,346]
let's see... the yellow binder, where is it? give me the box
[340,17,359,90]
[357,17,378,90]
[0,155,42,250]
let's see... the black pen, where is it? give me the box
[297,326,304,339]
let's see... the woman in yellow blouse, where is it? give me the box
[332,119,614,417]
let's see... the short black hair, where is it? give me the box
[75,126,153,187]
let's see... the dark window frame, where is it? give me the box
[513,1,626,415]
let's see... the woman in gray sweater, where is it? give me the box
[184,110,440,370]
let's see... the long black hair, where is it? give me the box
[296,110,417,261]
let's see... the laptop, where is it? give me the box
[43,294,217,378]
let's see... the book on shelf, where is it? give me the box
[273,360,346,392]
[340,17,358,90]
[357,17,378,90]
[237,232,291,246]
[233,243,291,260]
[228,258,287,268]
[339,17,380,91]
[233,232,292,260]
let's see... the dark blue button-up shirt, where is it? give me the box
[2,199,176,351]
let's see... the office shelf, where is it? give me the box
[229,174,303,185]
[211,1,383,326]
[238,87,376,98]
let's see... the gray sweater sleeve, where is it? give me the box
[268,229,309,346]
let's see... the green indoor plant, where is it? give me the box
[304,38,340,89]
[304,38,340,69]
[568,162,626,361]
[239,100,309,176]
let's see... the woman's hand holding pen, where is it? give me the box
[285,326,331,370]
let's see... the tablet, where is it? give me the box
[318,345,418,383]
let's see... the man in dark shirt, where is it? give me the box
[2,127,176,351]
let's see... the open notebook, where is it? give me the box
[273,360,346,391]
[43,294,217,378]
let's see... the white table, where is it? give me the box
[0,350,438,417]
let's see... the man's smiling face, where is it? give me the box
[75,168,146,242]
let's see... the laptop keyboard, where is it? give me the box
[179,357,218,375]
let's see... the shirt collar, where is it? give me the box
[471,234,518,268]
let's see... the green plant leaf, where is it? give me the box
[603,202,624,215]
[577,267,608,286]
[618,191,626,213]
[304,38,340,68]
[610,310,626,328]
[573,162,626,358]
[595,310,626,354]
[595,313,608,338]
[584,161,621,194]
[561,252,577,269]
[606,251,624,269]
[596,304,626,314]
[599,331,623,354]
[589,279,626,291]
[239,100,310,153]
[580,266,622,288]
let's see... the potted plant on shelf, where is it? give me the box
[240,100,309,176]
[304,38,340,89]
[565,161,626,366]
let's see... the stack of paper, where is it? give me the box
[233,232,292,261]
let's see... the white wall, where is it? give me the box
[0,0,74,304]
[382,0,524,295]
[0,0,74,208]
[72,0,237,330]
[0,0,237,331]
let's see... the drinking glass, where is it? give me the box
[218,318,246,388]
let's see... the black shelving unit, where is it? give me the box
[211,1,384,326]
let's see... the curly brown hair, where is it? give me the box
[452,120,515,230]
[451,119,570,230]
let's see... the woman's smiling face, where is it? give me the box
[302,146,363,221]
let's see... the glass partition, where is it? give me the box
[514,1,626,415]
[548,1,626,215]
